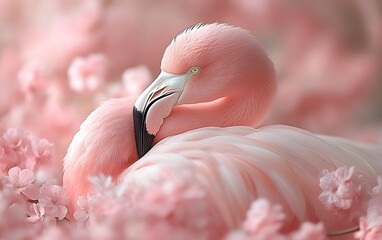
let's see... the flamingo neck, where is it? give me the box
[155,80,274,143]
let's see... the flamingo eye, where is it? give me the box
[189,66,201,75]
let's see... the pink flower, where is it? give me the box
[291,222,326,240]
[88,174,121,197]
[17,61,46,96]
[68,54,107,93]
[225,199,287,240]
[86,179,212,240]
[88,174,113,190]
[355,216,382,240]
[26,203,57,226]
[38,183,69,220]
[74,196,91,226]
[138,181,208,229]
[22,184,40,201]
[141,182,183,218]
[3,167,34,193]
[2,128,28,152]
[122,65,152,97]
[319,166,367,218]
[355,180,382,240]
[243,198,285,234]
[0,190,32,238]
[30,138,54,164]
[26,203,46,223]
[0,128,53,172]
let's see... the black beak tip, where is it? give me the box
[133,106,155,158]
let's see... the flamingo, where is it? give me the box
[63,23,382,237]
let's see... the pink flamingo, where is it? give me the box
[63,23,382,236]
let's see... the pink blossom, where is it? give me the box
[87,174,123,198]
[0,190,33,239]
[86,179,213,240]
[291,222,326,240]
[243,198,285,234]
[35,226,80,240]
[141,181,184,218]
[68,54,107,93]
[26,203,46,223]
[139,181,209,229]
[225,200,327,240]
[88,174,113,190]
[3,167,34,193]
[355,216,382,240]
[225,229,286,240]
[30,138,54,164]
[26,203,57,229]
[74,196,91,226]
[122,65,152,97]
[38,183,69,220]
[355,180,382,240]
[225,199,288,240]
[319,166,367,218]
[22,184,40,200]
[0,128,54,172]
[17,61,46,96]
[0,185,26,209]
[2,128,28,152]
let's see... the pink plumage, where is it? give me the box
[121,126,382,234]
[63,23,382,238]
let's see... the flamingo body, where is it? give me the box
[63,23,382,237]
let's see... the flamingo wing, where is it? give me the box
[120,125,382,234]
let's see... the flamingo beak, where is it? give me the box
[133,70,192,158]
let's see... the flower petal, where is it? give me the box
[56,205,68,220]
[20,168,35,185]
[8,167,21,180]
[22,185,39,200]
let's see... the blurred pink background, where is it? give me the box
[0,0,381,163]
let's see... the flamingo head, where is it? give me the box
[133,23,276,158]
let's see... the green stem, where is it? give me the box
[327,226,360,237]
